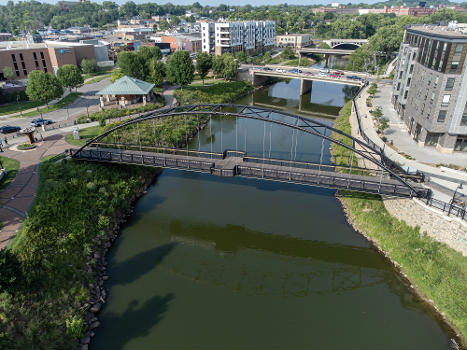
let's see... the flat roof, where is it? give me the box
[407,25,467,39]
[0,40,93,51]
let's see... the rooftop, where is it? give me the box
[97,76,155,96]
[407,24,467,39]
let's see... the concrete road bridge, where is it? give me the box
[71,104,430,199]
[318,38,369,49]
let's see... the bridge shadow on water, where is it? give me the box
[92,293,174,349]
[109,242,178,286]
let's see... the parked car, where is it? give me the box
[263,67,273,71]
[329,73,340,78]
[253,66,262,70]
[320,68,330,74]
[347,75,362,80]
[319,72,328,77]
[0,125,21,134]
[304,71,314,76]
[333,70,344,76]
[289,69,303,74]
[276,68,286,73]
[30,118,53,127]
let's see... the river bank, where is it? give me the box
[331,101,467,347]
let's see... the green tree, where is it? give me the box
[236,51,246,63]
[170,15,180,27]
[56,64,83,91]
[222,53,238,81]
[158,20,169,31]
[165,50,194,88]
[137,45,162,62]
[318,42,331,49]
[280,46,295,60]
[0,250,23,294]
[2,66,15,82]
[368,83,378,95]
[80,58,98,74]
[117,51,148,80]
[148,58,165,86]
[110,68,125,82]
[26,70,63,105]
[262,52,272,64]
[195,52,212,85]
[212,55,225,78]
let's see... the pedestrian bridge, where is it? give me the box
[71,104,430,199]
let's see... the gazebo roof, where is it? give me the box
[97,76,155,96]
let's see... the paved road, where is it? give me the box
[0,78,111,130]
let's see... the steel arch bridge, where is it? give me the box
[71,104,430,198]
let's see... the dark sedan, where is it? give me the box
[30,118,53,127]
[0,125,21,134]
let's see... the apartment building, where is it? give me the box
[275,34,313,49]
[161,34,202,53]
[201,21,275,56]
[392,24,467,152]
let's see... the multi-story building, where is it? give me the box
[201,20,275,56]
[392,24,467,152]
[275,34,313,49]
[161,34,202,53]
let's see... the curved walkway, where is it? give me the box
[0,134,70,249]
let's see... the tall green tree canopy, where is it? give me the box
[166,51,194,87]
[56,64,84,91]
[26,70,63,104]
[117,51,148,80]
[148,58,165,86]
[222,53,238,81]
[195,52,212,85]
[80,58,98,74]
[2,66,15,81]
[137,45,162,62]
[212,55,225,78]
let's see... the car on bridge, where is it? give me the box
[347,75,362,80]
[304,71,314,76]
[320,68,330,74]
[289,69,303,74]
[329,73,341,79]
[276,68,287,73]
[253,66,262,70]
[30,118,54,127]
[263,67,273,71]
[333,70,344,76]
[0,125,21,134]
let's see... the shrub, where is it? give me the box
[17,143,36,150]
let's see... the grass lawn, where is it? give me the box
[82,67,114,80]
[65,125,103,147]
[84,74,111,85]
[19,92,81,118]
[0,156,20,192]
[0,100,44,116]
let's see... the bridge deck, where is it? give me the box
[73,147,429,198]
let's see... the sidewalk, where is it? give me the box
[0,134,70,249]
[352,84,467,202]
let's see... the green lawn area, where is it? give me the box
[0,156,20,192]
[84,74,111,85]
[19,92,81,118]
[65,125,103,147]
[0,100,44,116]
[175,80,254,105]
[82,67,114,80]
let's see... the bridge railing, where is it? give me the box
[425,197,467,221]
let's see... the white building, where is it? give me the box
[201,20,275,55]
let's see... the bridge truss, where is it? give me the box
[71,104,430,198]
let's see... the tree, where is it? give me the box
[318,42,331,49]
[26,70,63,104]
[2,66,15,82]
[368,82,378,95]
[166,50,194,88]
[137,45,162,62]
[56,64,83,91]
[148,58,165,86]
[170,15,180,27]
[222,53,238,81]
[236,51,246,63]
[110,68,125,82]
[262,52,272,64]
[280,46,295,60]
[158,20,169,31]
[117,51,148,80]
[212,55,225,78]
[195,52,212,86]
[80,58,98,74]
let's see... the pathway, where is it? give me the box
[0,134,70,249]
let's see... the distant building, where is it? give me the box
[161,34,202,53]
[312,6,358,15]
[201,20,275,56]
[392,24,467,152]
[275,34,313,49]
[0,33,12,41]
[358,5,439,17]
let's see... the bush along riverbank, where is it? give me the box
[0,155,160,348]
[174,80,254,105]
[331,101,467,346]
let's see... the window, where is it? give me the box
[397,82,401,91]
[430,92,435,103]
[399,71,403,79]
[412,52,416,60]
[461,112,467,126]
[450,61,459,73]
[434,76,439,88]
[437,110,447,122]
[445,78,455,91]
[407,77,411,86]
[409,64,414,74]
[454,43,464,55]
[425,133,440,146]
[441,94,450,107]
[404,90,408,99]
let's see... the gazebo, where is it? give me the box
[97,76,155,109]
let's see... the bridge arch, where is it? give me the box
[332,43,361,50]
[72,104,426,197]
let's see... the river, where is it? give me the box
[91,79,452,349]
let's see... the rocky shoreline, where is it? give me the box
[335,192,465,349]
[77,169,162,350]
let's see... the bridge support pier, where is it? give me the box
[300,79,313,96]
[253,73,270,87]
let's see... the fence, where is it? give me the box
[426,197,466,221]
